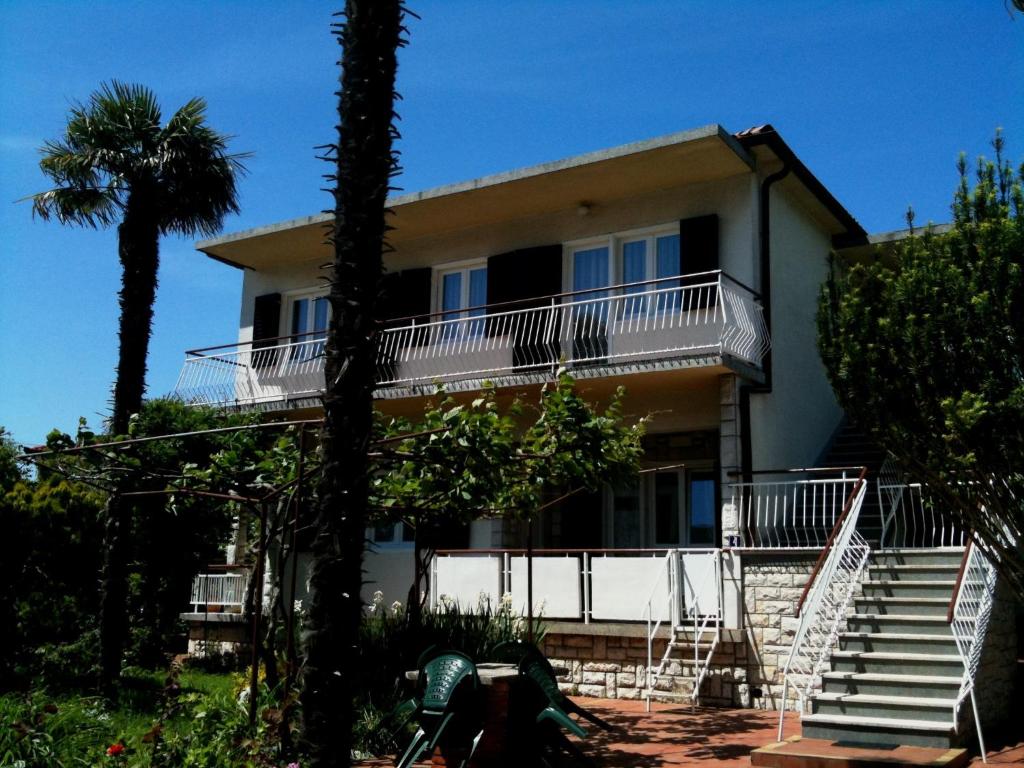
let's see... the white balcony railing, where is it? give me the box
[429,548,722,625]
[189,572,248,612]
[877,457,967,548]
[173,271,768,408]
[729,470,861,548]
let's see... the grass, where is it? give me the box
[0,668,245,768]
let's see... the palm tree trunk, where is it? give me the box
[301,3,404,766]
[111,200,160,436]
[99,201,159,693]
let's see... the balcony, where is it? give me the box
[173,271,769,409]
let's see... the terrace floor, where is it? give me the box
[358,697,1024,767]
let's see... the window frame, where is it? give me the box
[431,259,488,342]
[562,223,681,300]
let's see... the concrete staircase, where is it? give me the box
[801,548,969,748]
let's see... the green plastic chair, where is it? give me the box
[394,650,483,768]
[497,641,613,733]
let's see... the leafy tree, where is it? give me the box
[0,477,105,687]
[818,132,1024,596]
[30,81,247,692]
[0,427,26,492]
[302,3,408,766]
[372,376,644,624]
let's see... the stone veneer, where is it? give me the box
[543,551,819,710]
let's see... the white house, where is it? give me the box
[176,125,1014,751]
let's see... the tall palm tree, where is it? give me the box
[31,81,246,435]
[301,3,406,765]
[31,82,246,691]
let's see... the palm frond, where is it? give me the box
[30,80,245,236]
[30,186,120,228]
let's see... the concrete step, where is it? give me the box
[751,735,968,768]
[853,596,957,616]
[860,580,957,599]
[821,671,962,700]
[811,692,956,723]
[800,713,958,749]
[870,549,965,568]
[830,650,964,677]
[838,632,959,654]
[867,564,960,582]
[846,614,960,637]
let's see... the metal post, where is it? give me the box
[284,427,307,696]
[527,517,534,644]
[248,500,269,728]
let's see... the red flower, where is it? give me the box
[106,743,125,757]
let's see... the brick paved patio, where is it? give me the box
[360,697,1024,767]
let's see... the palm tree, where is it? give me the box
[31,81,246,435]
[301,3,406,765]
[31,82,246,692]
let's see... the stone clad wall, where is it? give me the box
[971,580,1019,732]
[542,552,818,709]
[741,552,818,710]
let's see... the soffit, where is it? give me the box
[199,126,755,270]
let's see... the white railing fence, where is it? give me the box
[877,456,967,548]
[777,477,871,740]
[644,551,678,711]
[378,272,768,388]
[730,472,858,548]
[172,272,769,408]
[174,337,327,408]
[950,541,998,762]
[430,548,692,623]
[189,572,249,612]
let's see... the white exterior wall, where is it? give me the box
[749,185,843,470]
[235,173,758,344]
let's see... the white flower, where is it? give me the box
[391,600,404,615]
[372,590,384,605]
[534,598,547,615]
[293,600,303,615]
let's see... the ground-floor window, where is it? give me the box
[604,467,717,548]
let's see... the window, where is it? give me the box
[604,467,717,547]
[565,226,682,317]
[370,520,415,547]
[435,262,487,341]
[285,291,329,361]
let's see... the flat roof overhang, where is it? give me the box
[198,124,758,270]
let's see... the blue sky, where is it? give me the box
[1,1,1022,446]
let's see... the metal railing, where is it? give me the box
[949,540,998,762]
[776,473,871,739]
[172,271,769,408]
[877,457,967,548]
[644,549,723,710]
[189,572,248,612]
[729,470,860,548]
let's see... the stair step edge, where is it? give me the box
[812,692,958,708]
[800,713,956,732]
[821,671,962,685]
[830,651,962,661]
[838,632,959,642]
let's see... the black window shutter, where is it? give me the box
[486,244,562,365]
[377,271,403,321]
[486,244,562,309]
[397,267,432,318]
[252,292,281,368]
[679,214,719,275]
